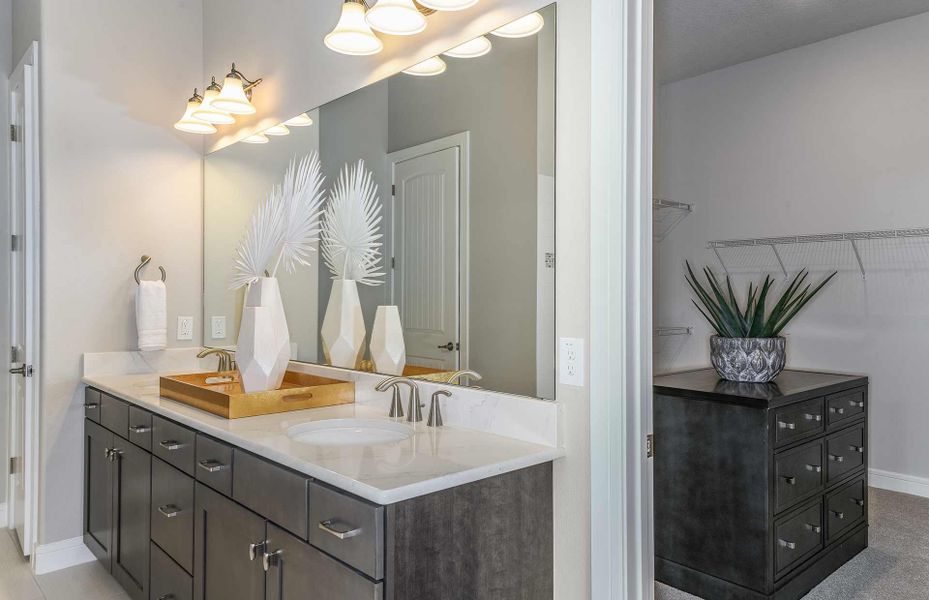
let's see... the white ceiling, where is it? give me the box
[656,0,929,84]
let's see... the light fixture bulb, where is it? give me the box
[212,73,257,115]
[284,113,314,127]
[325,0,384,56]
[490,12,544,38]
[174,93,217,135]
[418,0,478,10]
[242,133,269,144]
[191,80,236,125]
[264,124,290,136]
[366,0,427,36]
[402,56,447,77]
[443,36,492,58]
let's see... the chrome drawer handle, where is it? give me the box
[805,524,822,534]
[780,476,797,485]
[829,454,845,463]
[129,425,152,434]
[262,549,283,572]
[849,400,864,408]
[777,421,796,430]
[830,407,845,415]
[158,505,180,519]
[198,459,228,473]
[849,445,864,454]
[778,539,797,550]
[831,510,845,519]
[158,595,175,600]
[851,498,865,507]
[159,440,183,451]
[806,464,822,473]
[248,540,268,561]
[804,413,822,422]
[84,403,99,410]
[318,520,363,540]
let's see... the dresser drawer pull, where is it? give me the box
[777,539,797,550]
[804,413,822,422]
[159,440,183,451]
[129,425,152,434]
[829,407,846,415]
[198,459,228,473]
[248,540,268,561]
[318,519,363,540]
[830,510,845,519]
[778,421,796,430]
[849,400,865,408]
[849,445,865,453]
[780,476,797,485]
[157,504,180,519]
[158,595,175,600]
[805,464,822,473]
[805,524,822,534]
[851,498,865,507]
[829,454,845,463]
[84,403,99,410]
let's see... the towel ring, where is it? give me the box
[134,255,166,284]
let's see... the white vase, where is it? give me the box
[321,279,366,369]
[236,277,290,393]
[370,305,406,376]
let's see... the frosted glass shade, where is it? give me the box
[403,56,447,76]
[366,0,427,36]
[264,124,290,136]
[243,133,269,144]
[212,75,257,115]
[174,99,216,134]
[284,113,314,127]
[490,12,544,38]
[418,0,478,10]
[191,86,235,124]
[443,36,492,58]
[325,1,384,56]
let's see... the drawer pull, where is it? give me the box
[849,445,865,454]
[778,421,796,430]
[829,407,846,415]
[805,524,822,534]
[829,454,845,463]
[318,519,363,540]
[849,400,865,408]
[851,498,865,507]
[198,459,228,473]
[804,413,822,422]
[157,504,180,519]
[262,549,283,572]
[84,403,99,410]
[129,425,152,434]
[830,510,845,519]
[158,595,175,600]
[159,440,183,451]
[805,464,822,473]
[780,476,797,485]
[777,539,797,550]
[248,540,268,561]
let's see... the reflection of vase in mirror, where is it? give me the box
[370,305,406,375]
[321,279,366,369]
[236,277,290,392]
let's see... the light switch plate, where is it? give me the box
[177,316,193,341]
[559,337,584,386]
[211,316,227,340]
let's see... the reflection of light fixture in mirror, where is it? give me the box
[174,90,217,134]
[443,35,491,58]
[366,0,427,36]
[284,113,314,127]
[242,133,270,144]
[191,77,235,125]
[212,64,262,115]
[264,124,290,136]
[402,56,447,76]
[418,0,478,10]
[490,12,544,38]
[325,0,384,55]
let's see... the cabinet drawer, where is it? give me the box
[827,476,866,542]
[150,542,192,600]
[152,416,196,476]
[826,387,866,428]
[775,440,824,513]
[100,393,129,436]
[826,425,865,483]
[127,407,153,452]
[151,458,195,574]
[308,481,384,580]
[774,397,824,446]
[267,523,383,600]
[233,449,309,539]
[84,388,102,423]
[774,501,823,576]
[195,434,233,496]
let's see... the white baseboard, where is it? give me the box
[869,468,929,499]
[33,536,96,575]
[0,503,6,526]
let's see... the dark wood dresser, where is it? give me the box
[653,368,869,600]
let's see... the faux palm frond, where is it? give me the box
[321,160,385,286]
[230,186,285,289]
[271,152,326,277]
[685,261,837,338]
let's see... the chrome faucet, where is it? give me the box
[375,377,423,423]
[444,369,482,385]
[197,348,236,372]
[427,389,452,427]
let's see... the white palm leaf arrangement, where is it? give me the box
[271,152,326,276]
[230,186,284,289]
[321,160,385,286]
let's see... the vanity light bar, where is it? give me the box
[174,63,262,135]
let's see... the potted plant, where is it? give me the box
[685,261,837,383]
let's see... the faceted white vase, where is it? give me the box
[370,306,406,375]
[321,279,366,369]
[236,277,290,393]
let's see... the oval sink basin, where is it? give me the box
[287,419,413,446]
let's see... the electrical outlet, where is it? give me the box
[177,316,194,341]
[211,316,227,339]
[559,337,584,386]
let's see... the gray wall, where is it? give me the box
[11,0,38,62]
[1,0,11,508]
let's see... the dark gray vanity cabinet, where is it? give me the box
[653,369,869,600]
[84,419,114,563]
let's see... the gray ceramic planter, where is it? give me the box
[709,336,786,383]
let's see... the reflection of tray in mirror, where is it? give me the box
[358,361,456,382]
[159,370,355,419]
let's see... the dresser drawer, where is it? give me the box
[308,481,384,580]
[826,425,865,483]
[84,388,102,423]
[233,449,309,539]
[126,406,152,451]
[151,458,195,574]
[150,541,192,600]
[100,393,129,435]
[827,476,866,542]
[774,501,823,576]
[774,397,824,446]
[826,387,866,428]
[775,440,824,513]
[152,416,196,476]
[195,434,233,496]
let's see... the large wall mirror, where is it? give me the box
[203,4,555,399]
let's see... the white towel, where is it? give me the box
[136,280,167,351]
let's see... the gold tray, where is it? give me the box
[159,370,355,419]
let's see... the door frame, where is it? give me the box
[386,131,471,371]
[7,41,41,558]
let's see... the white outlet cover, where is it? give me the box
[211,316,227,340]
[559,337,584,386]
[177,316,194,341]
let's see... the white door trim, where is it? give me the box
[387,132,471,370]
[588,0,654,599]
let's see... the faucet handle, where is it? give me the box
[427,390,452,427]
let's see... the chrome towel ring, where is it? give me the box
[134,255,166,284]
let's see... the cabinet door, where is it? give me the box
[194,483,266,600]
[111,436,151,600]
[84,419,114,567]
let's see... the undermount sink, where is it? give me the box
[287,419,414,446]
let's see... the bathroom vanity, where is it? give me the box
[653,369,869,600]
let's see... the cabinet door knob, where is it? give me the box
[831,510,845,519]
[849,445,864,454]
[830,406,846,415]
[262,549,283,572]
[804,413,822,422]
[159,440,182,451]
[851,498,865,507]
[777,421,796,430]
[805,524,822,534]
[829,454,845,463]
[778,539,797,550]
[780,476,797,485]
[157,505,180,519]
[805,464,822,473]
[248,540,268,561]
[318,519,363,540]
[850,400,864,408]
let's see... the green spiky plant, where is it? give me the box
[685,261,837,338]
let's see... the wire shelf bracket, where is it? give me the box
[654,327,693,337]
[653,198,693,242]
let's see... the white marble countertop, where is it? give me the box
[82,373,563,505]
